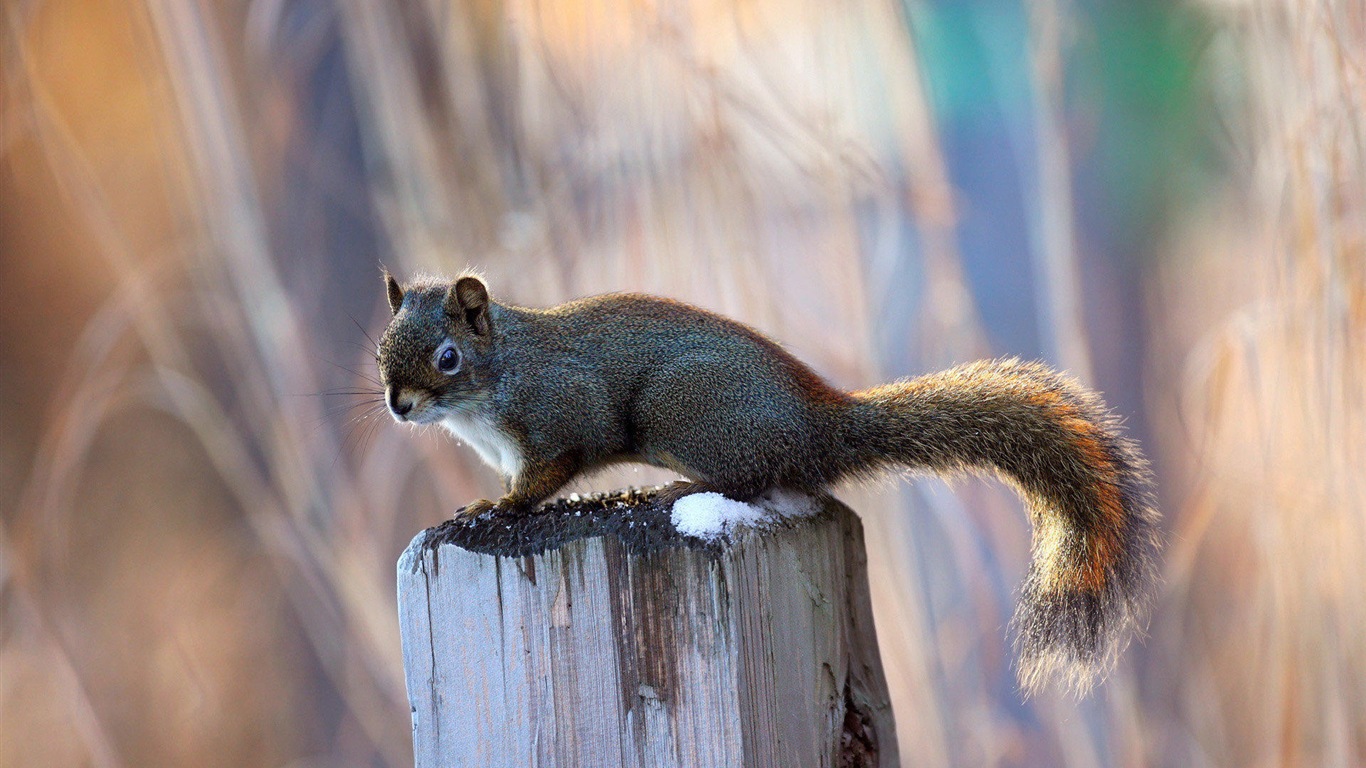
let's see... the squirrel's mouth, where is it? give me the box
[403,405,445,425]
[387,387,442,424]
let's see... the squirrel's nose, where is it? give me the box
[387,387,413,419]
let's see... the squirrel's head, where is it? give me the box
[377,271,495,425]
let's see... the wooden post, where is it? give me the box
[396,489,898,767]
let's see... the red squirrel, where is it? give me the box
[376,271,1160,694]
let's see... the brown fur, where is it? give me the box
[377,274,1161,695]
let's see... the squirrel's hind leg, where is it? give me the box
[653,480,718,509]
[651,478,775,509]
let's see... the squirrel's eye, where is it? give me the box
[437,347,460,373]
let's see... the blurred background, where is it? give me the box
[1,0,1362,765]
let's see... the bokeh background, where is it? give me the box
[2,0,1363,765]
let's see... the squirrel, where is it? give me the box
[376,271,1160,695]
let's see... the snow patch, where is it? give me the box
[669,489,823,540]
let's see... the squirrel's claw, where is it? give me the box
[455,498,498,520]
[455,496,538,520]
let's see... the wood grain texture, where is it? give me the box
[397,490,897,767]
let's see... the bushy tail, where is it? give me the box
[848,359,1161,694]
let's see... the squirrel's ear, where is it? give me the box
[447,276,491,337]
[384,271,405,316]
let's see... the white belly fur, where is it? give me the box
[441,408,524,480]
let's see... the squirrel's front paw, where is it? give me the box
[455,498,498,519]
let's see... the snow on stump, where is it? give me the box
[396,488,898,768]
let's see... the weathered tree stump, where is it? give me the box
[396,488,897,767]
